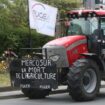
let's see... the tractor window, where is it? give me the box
[67,17,98,36]
[89,17,98,34]
[101,18,105,36]
[103,0,105,4]
[101,18,105,29]
[95,0,101,4]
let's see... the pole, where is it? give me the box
[27,0,32,48]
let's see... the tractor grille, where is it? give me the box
[43,45,69,67]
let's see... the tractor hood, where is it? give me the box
[43,35,87,48]
[43,35,87,67]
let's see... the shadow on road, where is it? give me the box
[0,94,24,100]
[24,92,105,104]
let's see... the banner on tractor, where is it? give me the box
[28,0,58,36]
[10,59,58,89]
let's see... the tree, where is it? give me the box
[0,0,81,55]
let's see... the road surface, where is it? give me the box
[0,88,105,105]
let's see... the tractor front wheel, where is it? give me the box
[67,59,101,101]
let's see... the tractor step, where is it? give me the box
[51,86,68,94]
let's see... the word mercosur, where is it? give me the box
[21,59,52,67]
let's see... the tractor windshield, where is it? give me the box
[67,17,98,36]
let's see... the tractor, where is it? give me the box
[10,9,105,101]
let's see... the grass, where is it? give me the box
[0,73,11,87]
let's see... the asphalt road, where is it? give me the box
[0,89,105,105]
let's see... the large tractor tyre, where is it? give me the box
[21,88,51,99]
[67,59,101,101]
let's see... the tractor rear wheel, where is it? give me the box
[67,59,101,101]
[21,88,51,99]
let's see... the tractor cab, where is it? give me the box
[67,15,98,36]
[66,10,105,54]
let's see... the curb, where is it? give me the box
[0,87,68,94]
[0,86,68,92]
[0,87,19,92]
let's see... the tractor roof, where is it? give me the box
[67,9,105,18]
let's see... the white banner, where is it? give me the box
[28,0,58,36]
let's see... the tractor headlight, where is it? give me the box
[49,55,60,62]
